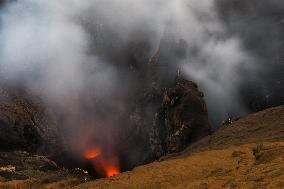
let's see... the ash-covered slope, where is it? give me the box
[186,105,284,153]
[77,144,284,189]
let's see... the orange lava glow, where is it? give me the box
[105,166,120,177]
[84,148,101,159]
[82,147,120,177]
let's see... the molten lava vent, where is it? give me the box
[82,147,120,177]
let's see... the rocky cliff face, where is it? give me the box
[150,78,210,158]
[113,76,211,170]
[0,83,60,155]
[115,39,211,168]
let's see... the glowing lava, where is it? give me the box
[83,147,120,177]
[84,148,101,159]
[105,165,120,177]
[95,160,121,177]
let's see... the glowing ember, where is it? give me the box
[84,148,101,159]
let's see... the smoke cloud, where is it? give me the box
[216,0,284,112]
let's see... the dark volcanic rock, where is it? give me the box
[0,83,60,155]
[119,76,211,168]
[117,39,211,168]
[150,77,211,158]
[147,37,211,158]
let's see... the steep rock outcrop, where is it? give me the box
[119,76,211,168]
[150,77,211,157]
[117,38,211,168]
